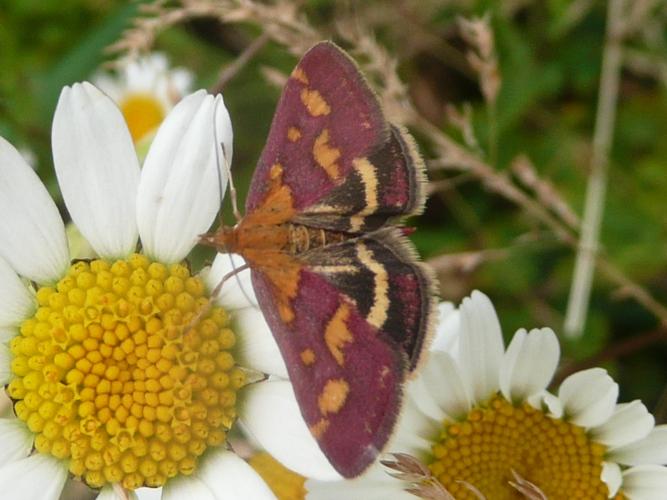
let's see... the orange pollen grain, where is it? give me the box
[428,396,611,499]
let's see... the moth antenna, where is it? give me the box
[212,102,241,223]
[220,142,242,223]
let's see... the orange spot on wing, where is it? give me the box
[324,303,353,365]
[309,418,330,439]
[313,129,341,181]
[291,67,309,85]
[287,126,302,142]
[270,162,284,180]
[318,378,350,416]
[300,348,316,366]
[300,88,331,117]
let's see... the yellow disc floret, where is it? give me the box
[7,254,245,490]
[429,396,613,499]
[119,93,165,143]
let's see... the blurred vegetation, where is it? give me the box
[1,0,667,416]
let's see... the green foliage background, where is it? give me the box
[1,0,666,417]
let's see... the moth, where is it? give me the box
[202,41,437,478]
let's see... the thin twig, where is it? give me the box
[419,115,577,244]
[564,0,625,338]
[596,258,667,324]
[414,111,667,328]
[458,15,500,165]
[210,31,271,93]
[554,328,667,384]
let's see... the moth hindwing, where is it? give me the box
[205,41,437,478]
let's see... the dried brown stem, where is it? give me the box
[555,328,667,384]
[408,95,667,327]
[382,453,455,499]
[210,32,271,93]
[564,0,625,338]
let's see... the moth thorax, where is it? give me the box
[286,224,348,254]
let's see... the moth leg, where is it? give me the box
[183,261,250,337]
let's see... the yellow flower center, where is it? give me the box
[119,93,165,143]
[6,254,245,490]
[429,396,617,499]
[249,452,306,500]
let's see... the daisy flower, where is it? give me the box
[0,82,336,499]
[302,291,667,499]
[93,53,193,144]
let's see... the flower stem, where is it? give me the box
[564,0,624,338]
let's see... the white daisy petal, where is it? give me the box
[0,327,17,343]
[0,136,69,283]
[0,419,33,465]
[0,256,35,327]
[527,390,563,418]
[0,454,68,500]
[203,253,256,311]
[171,68,194,96]
[234,306,287,378]
[601,461,622,498]
[407,376,445,422]
[91,73,122,101]
[307,464,413,500]
[431,302,460,355]
[197,449,276,499]
[97,485,138,500]
[609,425,667,466]
[133,487,160,500]
[418,351,470,420]
[137,90,233,264]
[592,401,654,449]
[201,254,283,377]
[0,344,11,385]
[126,57,159,91]
[239,380,341,481]
[621,465,667,500]
[558,368,618,427]
[52,82,140,259]
[458,290,504,403]
[162,475,215,500]
[392,395,440,456]
[500,327,559,403]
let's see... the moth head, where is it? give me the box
[199,225,238,253]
